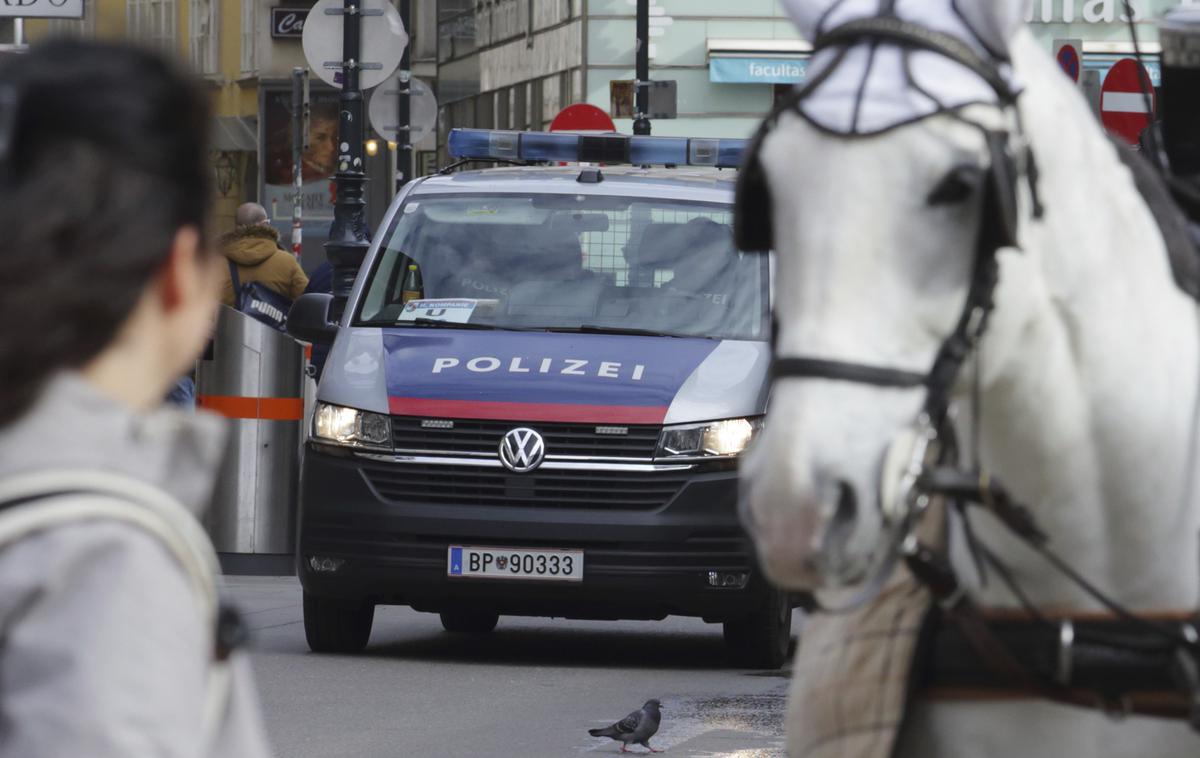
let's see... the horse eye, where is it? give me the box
[927,164,984,206]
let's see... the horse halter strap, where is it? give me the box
[770,16,1014,428]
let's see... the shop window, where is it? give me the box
[773,83,799,107]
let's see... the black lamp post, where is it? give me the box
[396,0,413,193]
[633,0,650,136]
[326,0,371,318]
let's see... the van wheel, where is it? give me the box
[303,592,374,653]
[723,589,793,669]
[440,610,499,634]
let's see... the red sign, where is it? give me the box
[549,104,617,133]
[1101,58,1156,145]
[1056,44,1080,83]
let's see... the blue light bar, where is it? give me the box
[447,128,746,169]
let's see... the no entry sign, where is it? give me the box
[1101,58,1156,145]
[549,104,617,133]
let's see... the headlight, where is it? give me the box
[656,418,762,459]
[312,402,392,449]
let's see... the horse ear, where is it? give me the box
[777,0,841,41]
[927,164,984,206]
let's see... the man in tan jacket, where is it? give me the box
[219,202,309,307]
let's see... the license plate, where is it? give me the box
[447,546,584,582]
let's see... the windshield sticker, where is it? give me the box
[403,202,419,214]
[398,298,497,324]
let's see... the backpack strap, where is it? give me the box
[0,470,233,748]
[226,260,241,296]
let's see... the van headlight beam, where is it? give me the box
[655,418,762,459]
[312,402,392,450]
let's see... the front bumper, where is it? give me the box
[297,444,773,621]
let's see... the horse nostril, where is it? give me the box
[824,480,859,548]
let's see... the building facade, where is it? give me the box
[25,0,437,269]
[437,0,1198,155]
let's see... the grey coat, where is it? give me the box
[0,374,272,758]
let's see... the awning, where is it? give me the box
[1080,43,1162,87]
[211,116,258,152]
[708,38,812,84]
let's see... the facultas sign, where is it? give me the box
[1027,0,1195,23]
[0,0,84,18]
[271,6,309,39]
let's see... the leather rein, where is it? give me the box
[768,15,1200,727]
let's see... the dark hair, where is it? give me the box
[0,40,212,426]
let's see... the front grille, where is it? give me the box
[361,461,685,510]
[390,417,660,459]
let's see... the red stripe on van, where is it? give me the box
[387,397,668,424]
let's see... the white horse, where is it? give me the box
[740,0,1200,755]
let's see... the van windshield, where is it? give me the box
[356,193,769,341]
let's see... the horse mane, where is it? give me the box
[1008,29,1181,301]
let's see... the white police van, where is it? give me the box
[287,129,793,667]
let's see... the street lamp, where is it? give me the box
[325,0,371,319]
[214,151,237,197]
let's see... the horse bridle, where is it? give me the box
[739,14,1200,727]
[755,17,1025,435]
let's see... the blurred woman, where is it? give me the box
[0,41,271,757]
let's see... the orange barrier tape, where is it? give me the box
[197,395,304,421]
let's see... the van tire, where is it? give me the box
[440,609,500,634]
[723,589,793,669]
[303,592,374,653]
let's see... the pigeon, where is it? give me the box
[588,699,664,753]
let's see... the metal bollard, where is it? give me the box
[196,306,306,559]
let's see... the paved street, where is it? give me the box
[230,576,798,757]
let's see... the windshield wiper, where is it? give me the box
[552,325,711,339]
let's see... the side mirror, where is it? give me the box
[287,293,338,344]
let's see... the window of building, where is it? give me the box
[188,0,218,75]
[475,91,494,130]
[47,0,95,36]
[127,0,177,49]
[496,87,511,130]
[437,0,475,63]
[240,0,257,75]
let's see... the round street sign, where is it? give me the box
[1056,44,1080,83]
[303,0,407,91]
[369,75,438,144]
[1101,58,1156,145]
[549,103,617,133]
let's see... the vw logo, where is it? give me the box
[498,427,545,473]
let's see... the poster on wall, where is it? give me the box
[260,86,340,266]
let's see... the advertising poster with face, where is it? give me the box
[261,87,339,266]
